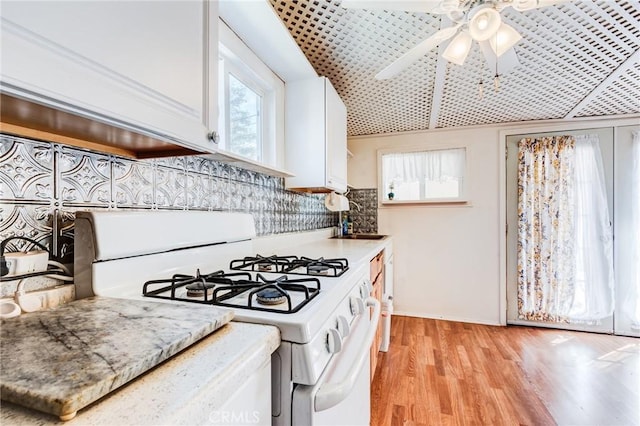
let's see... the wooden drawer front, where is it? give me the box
[370,251,384,281]
[370,272,383,382]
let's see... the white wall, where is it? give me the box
[348,115,640,326]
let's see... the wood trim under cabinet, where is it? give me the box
[0,93,201,159]
[0,122,134,158]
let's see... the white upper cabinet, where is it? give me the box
[285,77,348,193]
[1,0,218,154]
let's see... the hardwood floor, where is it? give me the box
[371,316,640,426]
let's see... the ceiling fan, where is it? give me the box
[340,0,573,79]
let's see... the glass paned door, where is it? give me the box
[614,126,640,337]
[506,128,614,333]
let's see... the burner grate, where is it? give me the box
[142,271,320,314]
[229,255,298,273]
[283,256,349,277]
[230,254,349,277]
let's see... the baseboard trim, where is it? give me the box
[392,310,502,326]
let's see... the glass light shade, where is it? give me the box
[468,5,502,41]
[512,0,538,11]
[442,31,472,65]
[513,0,570,11]
[440,0,460,13]
[489,23,523,57]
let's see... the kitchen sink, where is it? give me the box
[331,234,386,240]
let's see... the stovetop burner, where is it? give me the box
[185,281,215,298]
[307,264,329,275]
[230,254,349,277]
[255,288,287,305]
[142,270,321,314]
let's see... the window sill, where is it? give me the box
[380,198,470,206]
[207,150,294,178]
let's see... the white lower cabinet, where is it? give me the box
[285,76,347,193]
[1,0,218,153]
[213,359,272,426]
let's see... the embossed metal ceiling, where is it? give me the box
[269,0,640,136]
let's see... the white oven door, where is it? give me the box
[292,297,380,426]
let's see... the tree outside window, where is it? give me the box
[228,74,262,162]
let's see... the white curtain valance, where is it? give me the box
[382,148,465,184]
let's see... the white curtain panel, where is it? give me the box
[570,134,614,321]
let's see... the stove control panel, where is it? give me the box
[291,265,368,385]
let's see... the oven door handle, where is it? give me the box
[314,296,380,412]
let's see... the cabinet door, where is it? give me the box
[1,0,218,152]
[284,76,347,192]
[284,77,326,190]
[325,78,348,193]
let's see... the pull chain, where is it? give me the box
[494,31,500,92]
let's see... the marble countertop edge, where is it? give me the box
[0,297,235,419]
[0,322,280,425]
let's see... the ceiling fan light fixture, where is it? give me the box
[442,31,472,65]
[489,23,523,57]
[468,5,502,41]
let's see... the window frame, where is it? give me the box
[377,144,470,205]
[218,20,284,169]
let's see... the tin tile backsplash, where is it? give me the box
[346,188,378,234]
[0,134,337,262]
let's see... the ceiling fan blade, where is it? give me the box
[511,0,573,11]
[340,0,444,14]
[375,25,460,79]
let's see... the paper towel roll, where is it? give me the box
[324,193,350,211]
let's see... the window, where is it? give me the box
[379,147,467,203]
[227,74,262,161]
[218,20,284,168]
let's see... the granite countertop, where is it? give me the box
[1,321,280,425]
[0,297,234,421]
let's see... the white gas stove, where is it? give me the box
[74,210,379,426]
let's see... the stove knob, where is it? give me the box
[350,297,365,315]
[363,278,373,293]
[359,283,369,298]
[326,328,343,353]
[336,315,350,337]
